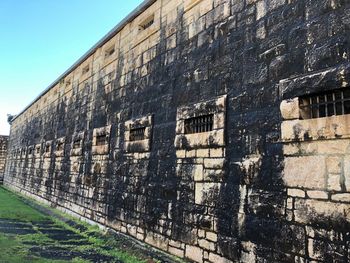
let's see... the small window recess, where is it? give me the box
[36,147,40,154]
[56,141,64,151]
[45,145,51,153]
[28,148,33,155]
[139,14,154,31]
[130,127,146,141]
[105,46,115,58]
[73,139,81,149]
[300,88,350,119]
[96,134,107,146]
[82,65,90,75]
[184,114,214,134]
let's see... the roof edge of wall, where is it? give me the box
[12,0,156,122]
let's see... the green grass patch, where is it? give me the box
[0,187,48,222]
[0,187,155,263]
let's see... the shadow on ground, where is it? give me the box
[0,187,183,263]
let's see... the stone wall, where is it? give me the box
[0,136,8,184]
[4,0,350,262]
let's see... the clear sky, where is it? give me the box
[0,0,144,135]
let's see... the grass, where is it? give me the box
[0,187,152,263]
[0,187,48,222]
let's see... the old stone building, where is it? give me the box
[0,136,8,184]
[4,0,350,262]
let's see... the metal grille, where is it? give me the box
[130,127,146,141]
[141,19,154,29]
[73,139,81,149]
[300,89,350,119]
[96,134,107,146]
[140,16,154,30]
[184,114,214,134]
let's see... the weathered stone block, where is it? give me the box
[307,190,328,200]
[209,252,233,263]
[284,156,326,190]
[327,173,341,191]
[287,188,305,198]
[326,157,342,174]
[195,182,221,206]
[169,246,184,258]
[185,245,203,263]
[294,199,350,225]
[203,158,225,169]
[280,98,300,120]
[198,239,215,251]
[331,193,350,203]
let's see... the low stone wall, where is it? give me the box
[0,136,8,184]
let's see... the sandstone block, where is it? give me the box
[294,199,350,225]
[193,165,204,181]
[284,156,326,190]
[204,158,225,169]
[287,188,305,198]
[145,232,168,251]
[331,193,350,202]
[256,1,267,20]
[198,239,215,251]
[185,245,203,263]
[176,150,186,158]
[209,252,233,263]
[307,190,328,200]
[169,239,183,249]
[280,98,300,120]
[326,157,342,174]
[169,246,184,258]
[197,149,210,158]
[327,173,341,191]
[206,232,218,242]
[195,182,220,205]
[210,148,225,158]
[343,156,350,191]
[281,115,350,142]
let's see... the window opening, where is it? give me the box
[184,114,214,134]
[96,134,107,146]
[73,139,81,149]
[300,88,350,119]
[130,127,146,141]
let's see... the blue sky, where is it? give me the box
[0,0,143,135]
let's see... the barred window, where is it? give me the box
[130,127,146,141]
[139,15,154,30]
[184,114,214,134]
[300,89,350,119]
[96,134,107,146]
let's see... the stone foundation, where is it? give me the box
[0,136,8,184]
